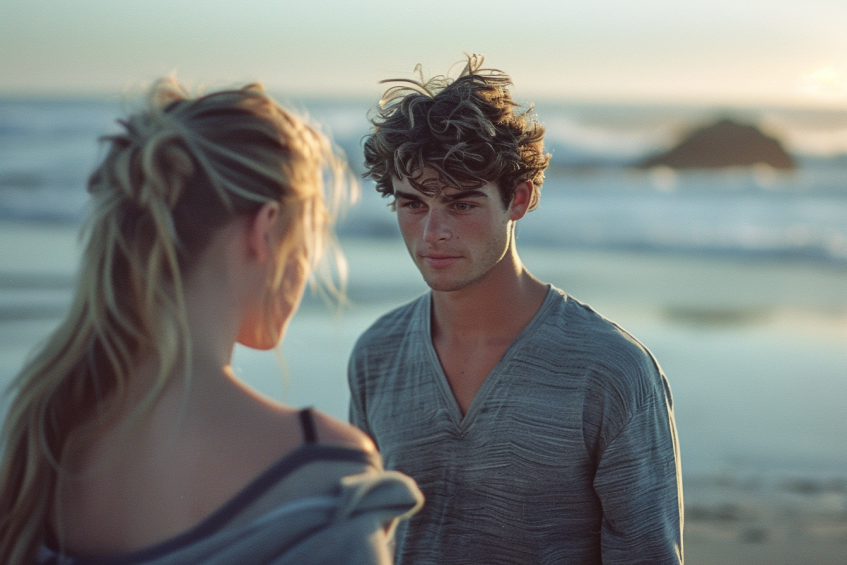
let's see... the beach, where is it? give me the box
[1,220,845,563]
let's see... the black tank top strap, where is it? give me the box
[298,407,318,444]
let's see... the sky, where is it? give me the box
[1,0,846,107]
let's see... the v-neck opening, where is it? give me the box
[422,286,559,432]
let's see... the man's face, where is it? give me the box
[392,168,515,293]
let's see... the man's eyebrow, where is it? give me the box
[441,189,488,202]
[394,189,422,200]
[393,188,489,202]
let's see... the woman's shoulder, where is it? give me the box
[306,408,377,455]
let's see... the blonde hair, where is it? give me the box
[0,78,354,564]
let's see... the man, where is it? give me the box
[348,55,683,564]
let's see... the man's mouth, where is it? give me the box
[421,253,461,268]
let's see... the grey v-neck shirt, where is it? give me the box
[349,286,683,564]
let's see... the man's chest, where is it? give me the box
[433,339,509,416]
[367,367,593,483]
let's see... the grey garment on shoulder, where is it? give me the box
[349,286,683,565]
[40,446,424,565]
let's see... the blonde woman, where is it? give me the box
[0,80,422,564]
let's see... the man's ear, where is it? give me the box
[247,201,280,263]
[508,181,533,221]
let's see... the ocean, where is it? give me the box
[1,96,846,542]
[3,96,846,266]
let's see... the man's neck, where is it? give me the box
[430,247,548,342]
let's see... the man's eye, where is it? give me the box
[453,202,474,211]
[400,200,422,209]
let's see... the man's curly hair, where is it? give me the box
[363,54,550,211]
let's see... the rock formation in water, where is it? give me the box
[638,118,796,170]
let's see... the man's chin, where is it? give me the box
[420,274,471,293]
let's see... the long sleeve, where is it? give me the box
[348,347,374,442]
[592,382,684,564]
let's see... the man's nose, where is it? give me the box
[423,208,451,243]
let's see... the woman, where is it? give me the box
[0,79,422,564]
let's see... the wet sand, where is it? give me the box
[683,473,847,564]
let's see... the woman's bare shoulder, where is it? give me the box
[309,409,377,454]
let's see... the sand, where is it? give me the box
[683,474,847,564]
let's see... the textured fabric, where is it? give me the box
[348,286,683,565]
[39,445,423,565]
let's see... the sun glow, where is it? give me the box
[800,66,847,99]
